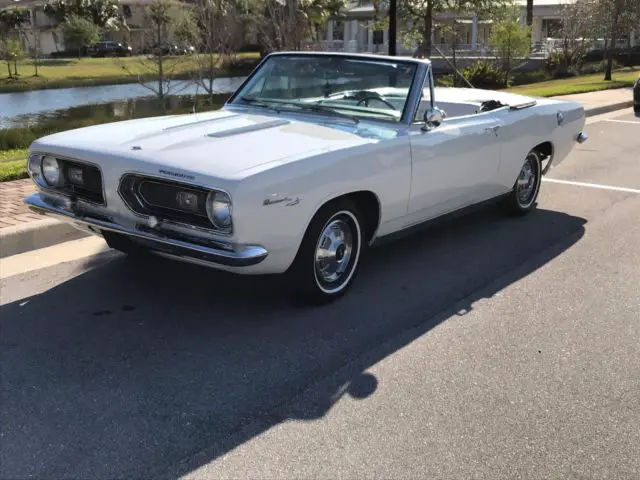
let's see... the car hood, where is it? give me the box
[30,108,391,180]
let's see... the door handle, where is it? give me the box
[484,125,500,136]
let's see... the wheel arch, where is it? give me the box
[302,190,382,249]
[532,141,554,175]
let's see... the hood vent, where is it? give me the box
[207,119,290,138]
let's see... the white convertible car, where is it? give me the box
[25,52,587,303]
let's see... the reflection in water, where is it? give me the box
[0,77,246,127]
[2,94,228,131]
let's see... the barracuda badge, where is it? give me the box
[159,169,196,181]
[263,195,300,207]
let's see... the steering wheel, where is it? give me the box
[352,91,398,110]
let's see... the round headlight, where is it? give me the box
[206,191,232,231]
[41,155,62,186]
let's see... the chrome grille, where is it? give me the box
[118,174,214,229]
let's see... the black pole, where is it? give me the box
[388,0,397,56]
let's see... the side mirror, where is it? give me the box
[423,106,445,131]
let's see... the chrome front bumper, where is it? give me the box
[25,193,268,268]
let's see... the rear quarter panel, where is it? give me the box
[493,100,585,189]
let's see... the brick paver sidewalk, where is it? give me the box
[0,179,40,229]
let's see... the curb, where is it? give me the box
[0,217,89,259]
[585,100,634,117]
[0,99,634,259]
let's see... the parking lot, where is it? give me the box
[1,109,639,479]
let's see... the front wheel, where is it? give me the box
[503,150,542,216]
[288,199,364,304]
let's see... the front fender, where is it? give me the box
[230,138,411,273]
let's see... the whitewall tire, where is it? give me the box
[504,150,542,215]
[288,199,364,304]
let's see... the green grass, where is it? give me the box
[0,148,28,182]
[0,53,260,93]
[505,68,639,97]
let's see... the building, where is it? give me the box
[0,0,194,56]
[308,0,639,57]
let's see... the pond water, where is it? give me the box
[2,93,228,132]
[0,77,246,128]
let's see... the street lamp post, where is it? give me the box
[388,0,397,56]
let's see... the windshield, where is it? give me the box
[229,54,420,123]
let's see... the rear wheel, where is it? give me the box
[503,150,542,216]
[288,199,365,304]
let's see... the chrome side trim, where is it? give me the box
[24,193,268,268]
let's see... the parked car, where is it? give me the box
[24,52,587,303]
[90,41,132,57]
[634,77,640,112]
[148,43,195,56]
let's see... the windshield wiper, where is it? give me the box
[239,96,282,113]
[240,97,359,124]
[296,103,360,124]
[270,101,360,124]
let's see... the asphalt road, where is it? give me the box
[2,110,640,480]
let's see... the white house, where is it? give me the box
[309,0,638,57]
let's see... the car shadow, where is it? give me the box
[0,206,587,479]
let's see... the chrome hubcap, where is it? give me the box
[315,218,354,285]
[516,156,538,206]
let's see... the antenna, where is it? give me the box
[432,44,475,88]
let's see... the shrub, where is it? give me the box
[579,59,621,75]
[463,60,509,89]
[583,49,605,63]
[434,74,454,87]
[545,50,582,79]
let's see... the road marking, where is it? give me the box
[604,119,640,125]
[0,236,112,280]
[543,178,640,194]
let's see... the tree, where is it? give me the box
[58,14,100,57]
[551,0,597,76]
[191,0,244,101]
[117,0,187,103]
[0,7,29,77]
[594,0,640,80]
[1,38,24,77]
[489,3,530,84]
[44,0,122,30]
[245,0,344,53]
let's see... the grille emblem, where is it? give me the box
[176,191,199,211]
[68,167,84,185]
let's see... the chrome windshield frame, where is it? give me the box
[225,52,431,127]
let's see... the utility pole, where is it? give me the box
[388,0,397,56]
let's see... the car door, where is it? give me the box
[406,110,505,224]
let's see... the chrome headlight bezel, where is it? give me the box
[206,190,233,234]
[27,153,43,184]
[41,155,65,186]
